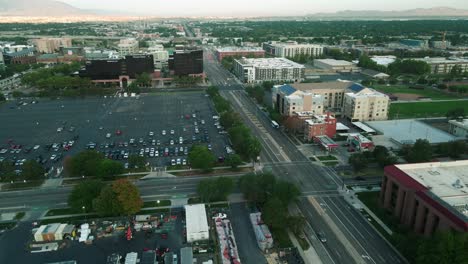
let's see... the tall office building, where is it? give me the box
[262,41,323,58]
[168,49,203,76]
[118,38,139,56]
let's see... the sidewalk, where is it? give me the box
[288,231,322,264]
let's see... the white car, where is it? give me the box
[162,130,166,135]
[170,140,174,145]
[171,159,176,166]
[33,145,40,150]
[149,131,154,136]
[50,154,57,160]
[182,159,187,165]
[57,127,63,132]
[106,133,111,138]
[212,213,227,219]
[170,130,175,135]
[176,158,181,165]
[201,120,205,125]
[179,137,183,144]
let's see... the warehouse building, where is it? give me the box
[314,59,360,73]
[184,204,209,242]
[381,161,468,236]
[234,57,305,83]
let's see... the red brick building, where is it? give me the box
[381,161,468,236]
[304,113,337,141]
[215,47,265,62]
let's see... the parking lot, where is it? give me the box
[0,91,229,176]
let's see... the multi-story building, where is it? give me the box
[118,38,139,56]
[431,40,451,49]
[272,84,324,116]
[3,48,36,65]
[168,48,203,76]
[448,119,468,137]
[415,57,468,74]
[214,46,265,62]
[304,113,337,141]
[381,161,468,236]
[262,41,323,58]
[291,81,353,112]
[314,59,360,73]
[234,58,305,84]
[0,51,4,70]
[400,39,429,49]
[343,84,390,122]
[33,38,72,53]
[147,45,169,69]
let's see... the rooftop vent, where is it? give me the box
[452,179,463,189]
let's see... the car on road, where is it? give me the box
[106,133,111,138]
[170,130,175,135]
[201,119,205,125]
[162,130,166,136]
[179,137,183,144]
[57,127,63,132]
[317,231,327,243]
[149,131,154,136]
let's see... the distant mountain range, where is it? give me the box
[0,0,88,16]
[307,7,468,19]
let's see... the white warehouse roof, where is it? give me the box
[184,204,209,235]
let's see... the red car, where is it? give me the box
[161,232,168,239]
[115,129,122,135]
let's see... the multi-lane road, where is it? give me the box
[203,47,405,264]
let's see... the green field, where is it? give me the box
[373,85,460,100]
[389,101,468,119]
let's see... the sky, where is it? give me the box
[60,0,468,17]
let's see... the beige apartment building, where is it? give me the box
[343,87,390,122]
[33,38,72,53]
[291,81,354,112]
[118,38,139,56]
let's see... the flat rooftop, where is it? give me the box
[237,57,304,69]
[449,119,468,129]
[216,46,264,52]
[291,81,353,91]
[366,119,458,145]
[415,57,468,64]
[315,59,355,66]
[184,204,209,234]
[396,161,468,217]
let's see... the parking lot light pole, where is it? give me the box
[82,206,86,221]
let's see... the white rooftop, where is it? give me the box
[337,122,350,130]
[238,57,304,69]
[371,55,396,66]
[415,57,468,64]
[216,46,264,52]
[184,204,209,235]
[315,59,355,66]
[346,88,388,99]
[396,161,468,217]
[449,119,468,129]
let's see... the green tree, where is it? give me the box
[66,150,104,177]
[388,59,431,75]
[262,197,287,229]
[348,153,369,172]
[134,73,152,87]
[188,145,215,172]
[373,145,398,167]
[220,111,242,130]
[0,161,16,182]
[437,140,467,159]
[97,159,124,178]
[112,179,143,215]
[416,232,468,264]
[21,160,45,182]
[287,215,307,234]
[0,93,5,101]
[197,177,234,202]
[128,155,146,169]
[273,181,301,206]
[225,154,242,170]
[449,65,464,78]
[206,86,219,98]
[446,108,465,119]
[68,180,105,213]
[127,82,141,94]
[406,139,432,163]
[93,185,121,216]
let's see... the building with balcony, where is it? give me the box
[381,161,468,236]
[234,57,305,84]
[343,84,390,122]
[262,41,323,58]
[448,119,468,138]
[272,84,324,116]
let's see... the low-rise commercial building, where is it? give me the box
[262,41,323,58]
[361,69,390,79]
[381,161,468,236]
[448,119,468,137]
[414,57,468,74]
[304,114,337,141]
[343,84,390,122]
[347,133,374,151]
[215,46,265,62]
[314,59,359,73]
[234,57,305,83]
[184,204,209,242]
[400,39,429,49]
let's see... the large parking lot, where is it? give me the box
[0,91,229,176]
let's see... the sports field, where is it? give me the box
[389,100,468,119]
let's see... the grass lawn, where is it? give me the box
[389,101,468,119]
[14,212,25,220]
[316,155,338,161]
[323,161,340,167]
[143,200,171,208]
[373,85,459,100]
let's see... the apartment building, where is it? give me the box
[262,41,323,58]
[272,84,324,116]
[0,51,4,70]
[291,81,353,112]
[118,38,139,56]
[415,57,468,74]
[381,161,468,236]
[234,58,304,83]
[343,84,390,122]
[33,38,72,53]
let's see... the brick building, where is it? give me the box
[381,161,468,236]
[214,47,265,62]
[304,113,337,141]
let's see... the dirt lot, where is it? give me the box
[391,93,421,100]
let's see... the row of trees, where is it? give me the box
[0,160,45,184]
[196,177,235,203]
[348,145,398,172]
[68,179,143,216]
[64,150,124,178]
[207,86,262,161]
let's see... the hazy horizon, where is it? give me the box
[60,0,468,16]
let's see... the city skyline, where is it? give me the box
[59,0,468,16]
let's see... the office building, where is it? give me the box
[262,41,323,58]
[272,84,324,116]
[184,204,209,242]
[381,161,468,236]
[400,39,429,49]
[215,46,265,61]
[314,59,360,73]
[33,38,72,53]
[0,51,4,70]
[342,84,389,122]
[169,49,203,76]
[234,57,305,83]
[304,113,337,141]
[431,40,451,49]
[147,45,169,69]
[118,38,139,56]
[414,57,468,74]
[448,119,468,137]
